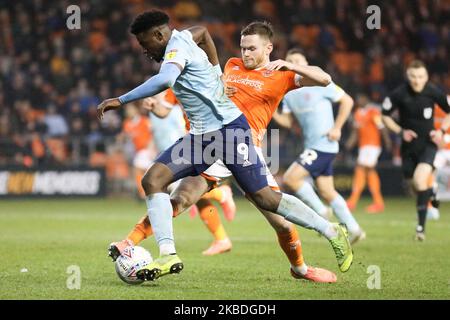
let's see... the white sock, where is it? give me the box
[292,263,308,276]
[145,193,176,256]
[160,243,176,256]
[295,182,329,218]
[330,194,361,235]
[276,193,334,238]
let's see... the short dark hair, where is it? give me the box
[286,47,306,57]
[407,59,427,70]
[241,21,274,41]
[130,10,170,35]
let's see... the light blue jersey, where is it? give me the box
[282,83,345,153]
[161,30,242,135]
[150,104,186,152]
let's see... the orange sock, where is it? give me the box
[367,169,384,205]
[277,226,304,268]
[202,187,223,202]
[126,215,153,245]
[347,166,366,206]
[198,199,227,241]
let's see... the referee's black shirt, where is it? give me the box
[382,82,450,144]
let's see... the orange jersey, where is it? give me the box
[224,58,297,146]
[354,106,382,147]
[434,102,450,150]
[122,116,152,151]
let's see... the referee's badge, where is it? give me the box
[423,107,432,119]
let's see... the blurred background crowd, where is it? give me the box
[0,0,449,191]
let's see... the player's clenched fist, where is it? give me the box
[97,98,122,120]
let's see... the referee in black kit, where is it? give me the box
[382,60,450,241]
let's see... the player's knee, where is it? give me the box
[141,172,162,194]
[250,189,280,212]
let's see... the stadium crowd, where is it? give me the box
[0,0,448,181]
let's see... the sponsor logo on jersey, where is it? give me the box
[226,75,264,91]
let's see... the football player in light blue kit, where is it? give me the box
[273,48,365,244]
[97,11,353,281]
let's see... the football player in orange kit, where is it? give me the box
[345,94,392,213]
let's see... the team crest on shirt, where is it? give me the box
[232,66,240,70]
[165,49,178,60]
[262,70,274,77]
[423,107,432,119]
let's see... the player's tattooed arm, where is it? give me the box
[187,26,220,67]
[266,59,331,87]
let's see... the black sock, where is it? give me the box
[416,188,432,232]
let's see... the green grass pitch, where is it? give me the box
[0,197,449,300]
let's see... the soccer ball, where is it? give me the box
[114,246,153,285]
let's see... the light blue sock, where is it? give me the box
[146,193,176,255]
[276,193,336,239]
[295,182,328,218]
[330,194,360,234]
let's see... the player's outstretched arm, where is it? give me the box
[97,63,181,120]
[266,59,331,87]
[187,26,220,67]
